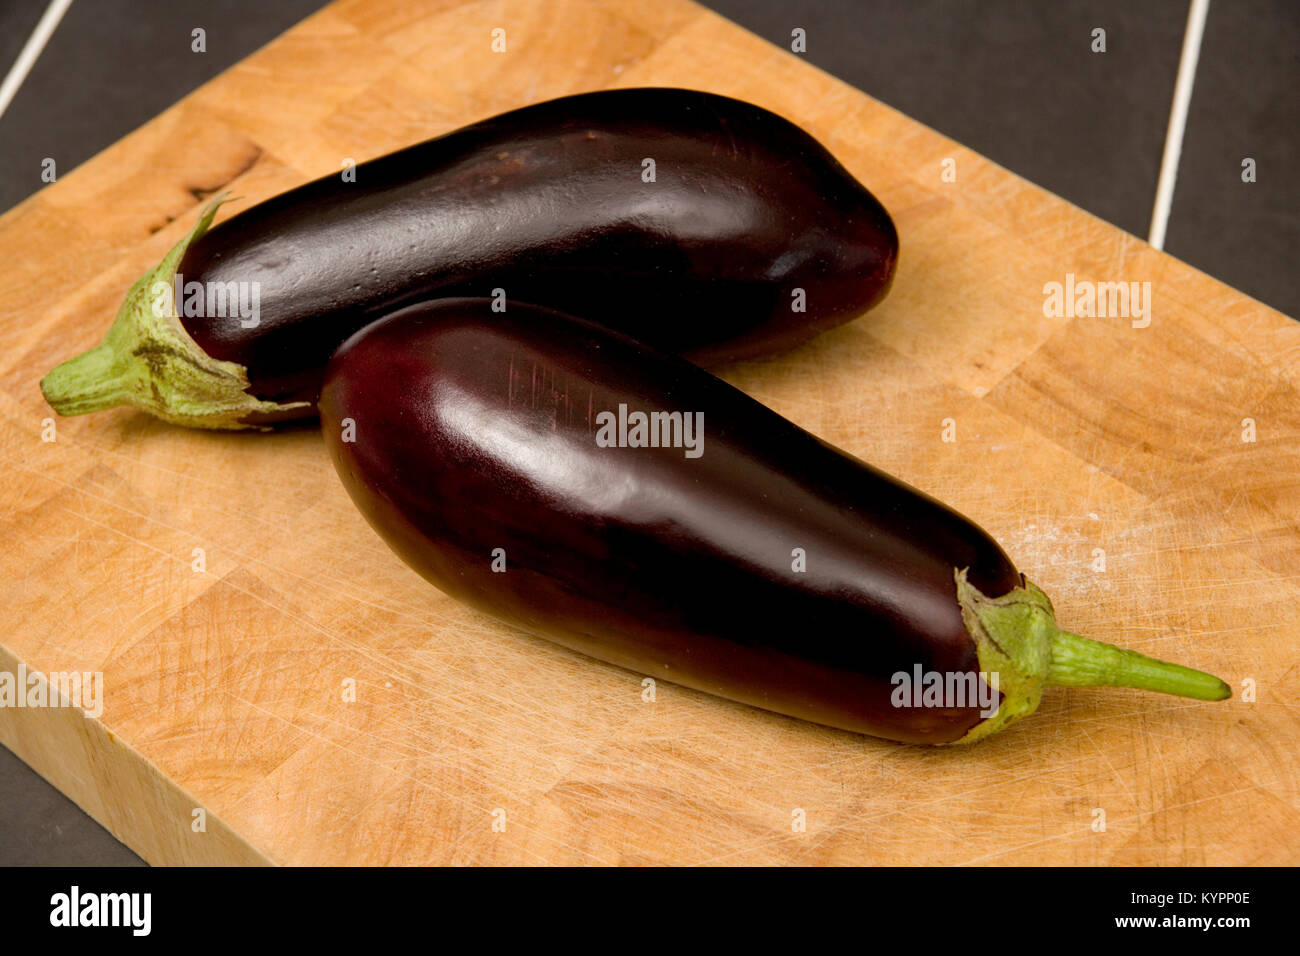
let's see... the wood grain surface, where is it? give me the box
[1,0,1297,866]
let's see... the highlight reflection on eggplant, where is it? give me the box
[320,299,1230,746]
[41,88,897,429]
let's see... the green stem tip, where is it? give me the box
[952,568,1230,744]
[39,194,308,430]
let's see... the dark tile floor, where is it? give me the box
[708,0,1190,241]
[1,0,1295,865]
[0,745,144,865]
[707,0,1299,316]
[0,0,331,214]
[0,1,48,81]
[1166,0,1299,315]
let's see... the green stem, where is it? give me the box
[39,194,308,430]
[1046,628,1231,700]
[39,344,132,416]
[951,568,1230,744]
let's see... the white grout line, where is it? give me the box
[1148,0,1211,250]
[0,0,75,124]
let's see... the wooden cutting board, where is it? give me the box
[2,0,1297,866]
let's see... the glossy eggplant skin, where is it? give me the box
[320,300,1019,745]
[180,88,897,416]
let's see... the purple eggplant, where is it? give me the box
[41,88,897,430]
[319,299,1229,745]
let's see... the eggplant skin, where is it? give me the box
[180,88,898,415]
[320,300,1020,745]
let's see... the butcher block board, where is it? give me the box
[2,0,1298,867]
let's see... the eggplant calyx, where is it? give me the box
[39,195,307,430]
[951,568,1231,744]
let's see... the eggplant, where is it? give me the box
[40,88,897,430]
[319,299,1229,745]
